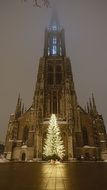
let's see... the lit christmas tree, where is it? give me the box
[43,114,65,160]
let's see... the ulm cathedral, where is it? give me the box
[5,15,107,161]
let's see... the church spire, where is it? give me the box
[44,10,66,57]
[49,7,60,31]
[92,93,98,115]
[89,98,93,114]
[15,94,22,119]
[87,102,90,113]
[22,103,25,114]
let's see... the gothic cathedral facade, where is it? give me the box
[5,17,107,161]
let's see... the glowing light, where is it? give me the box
[52,45,57,55]
[48,47,50,56]
[52,25,57,31]
[43,114,65,159]
[53,37,57,44]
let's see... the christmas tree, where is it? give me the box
[43,114,65,160]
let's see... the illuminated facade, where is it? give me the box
[5,16,107,161]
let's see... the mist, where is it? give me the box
[0,0,107,141]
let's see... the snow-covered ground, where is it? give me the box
[104,160,107,162]
[0,155,9,163]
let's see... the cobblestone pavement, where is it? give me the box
[0,162,107,190]
[39,163,70,190]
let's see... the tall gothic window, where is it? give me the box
[52,45,57,55]
[23,126,29,143]
[48,47,50,56]
[53,96,57,114]
[48,65,53,85]
[60,47,62,56]
[58,93,60,114]
[56,65,62,84]
[52,36,57,56]
[62,132,67,151]
[82,127,88,145]
[12,126,18,140]
[53,36,57,44]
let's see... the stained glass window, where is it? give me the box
[52,45,57,55]
[53,37,57,44]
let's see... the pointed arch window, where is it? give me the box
[55,65,62,84]
[82,127,88,145]
[51,36,57,56]
[48,65,54,85]
[60,47,62,56]
[48,47,50,56]
[53,96,57,114]
[52,45,57,55]
[53,37,57,44]
[12,126,18,140]
[23,126,29,143]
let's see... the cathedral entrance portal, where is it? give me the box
[21,153,26,161]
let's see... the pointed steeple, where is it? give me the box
[84,106,87,112]
[92,93,98,115]
[89,98,93,114]
[25,107,27,112]
[44,8,66,57]
[32,89,36,108]
[15,94,22,119]
[87,102,90,113]
[22,103,25,114]
[49,7,60,31]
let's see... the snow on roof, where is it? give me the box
[21,145,27,149]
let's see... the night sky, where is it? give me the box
[0,0,107,141]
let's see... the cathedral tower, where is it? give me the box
[32,15,79,159]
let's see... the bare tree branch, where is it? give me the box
[22,0,50,8]
[33,0,41,7]
[42,0,50,8]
